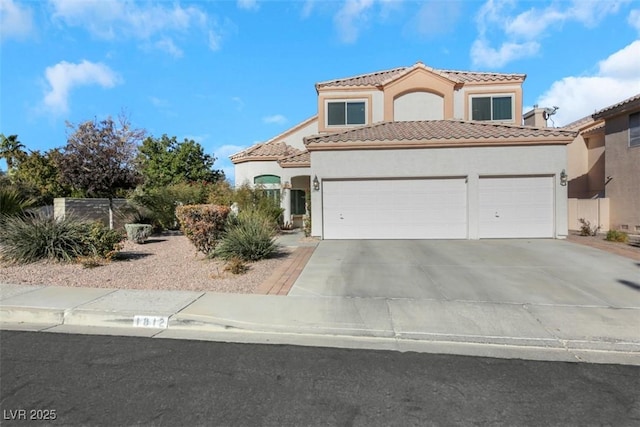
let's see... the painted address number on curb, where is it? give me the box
[133,315,169,329]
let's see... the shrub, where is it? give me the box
[176,204,230,255]
[0,213,122,263]
[0,187,36,216]
[578,218,599,236]
[125,223,153,244]
[130,182,212,231]
[605,230,629,243]
[232,183,284,227]
[80,221,124,259]
[224,256,249,275]
[216,210,277,261]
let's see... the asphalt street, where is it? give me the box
[1,330,639,426]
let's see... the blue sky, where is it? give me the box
[1,0,640,183]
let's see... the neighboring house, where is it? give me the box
[566,94,640,233]
[231,62,576,239]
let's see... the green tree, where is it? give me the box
[12,149,69,205]
[58,115,146,228]
[0,134,27,171]
[136,135,224,188]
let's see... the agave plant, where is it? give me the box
[0,188,36,216]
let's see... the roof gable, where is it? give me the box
[593,93,640,119]
[230,141,303,164]
[315,62,526,90]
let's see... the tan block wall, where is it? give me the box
[54,198,135,231]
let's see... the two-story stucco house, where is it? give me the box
[231,62,576,240]
[565,93,640,233]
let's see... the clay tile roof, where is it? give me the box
[315,63,525,89]
[316,67,407,88]
[562,115,596,131]
[230,141,303,163]
[278,151,310,168]
[593,93,640,119]
[304,120,576,149]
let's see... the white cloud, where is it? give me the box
[472,0,628,68]
[629,9,640,32]
[334,0,375,43]
[1,0,34,42]
[301,0,316,19]
[43,60,120,115]
[237,0,259,11]
[535,40,640,126]
[154,37,183,58]
[409,1,461,37]
[208,29,222,51]
[263,114,288,125]
[48,0,225,53]
[471,38,539,68]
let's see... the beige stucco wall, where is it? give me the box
[393,91,444,121]
[382,69,455,121]
[567,130,605,199]
[604,114,640,232]
[274,118,318,151]
[309,144,568,239]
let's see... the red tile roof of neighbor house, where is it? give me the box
[315,62,526,89]
[278,151,310,168]
[304,120,577,150]
[230,140,304,163]
[593,93,640,119]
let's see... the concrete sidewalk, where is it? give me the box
[1,282,639,366]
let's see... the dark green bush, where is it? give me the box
[0,213,123,263]
[176,204,230,255]
[605,229,629,243]
[130,182,212,230]
[216,210,277,261]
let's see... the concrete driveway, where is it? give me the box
[289,239,640,308]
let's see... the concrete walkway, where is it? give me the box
[1,233,639,366]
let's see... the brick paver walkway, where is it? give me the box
[257,246,316,295]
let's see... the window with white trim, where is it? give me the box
[326,100,366,126]
[470,95,514,121]
[630,112,640,148]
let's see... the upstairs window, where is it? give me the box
[327,101,366,126]
[630,112,640,148]
[471,95,513,121]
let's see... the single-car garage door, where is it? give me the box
[479,176,554,238]
[322,178,467,239]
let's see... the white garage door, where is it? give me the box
[322,178,467,239]
[479,177,554,238]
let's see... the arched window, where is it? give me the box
[254,175,281,185]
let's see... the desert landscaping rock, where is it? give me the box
[0,233,292,293]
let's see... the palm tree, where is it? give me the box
[0,134,26,171]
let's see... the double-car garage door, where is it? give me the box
[322,177,554,239]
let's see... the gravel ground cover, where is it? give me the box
[566,231,640,261]
[0,232,292,293]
